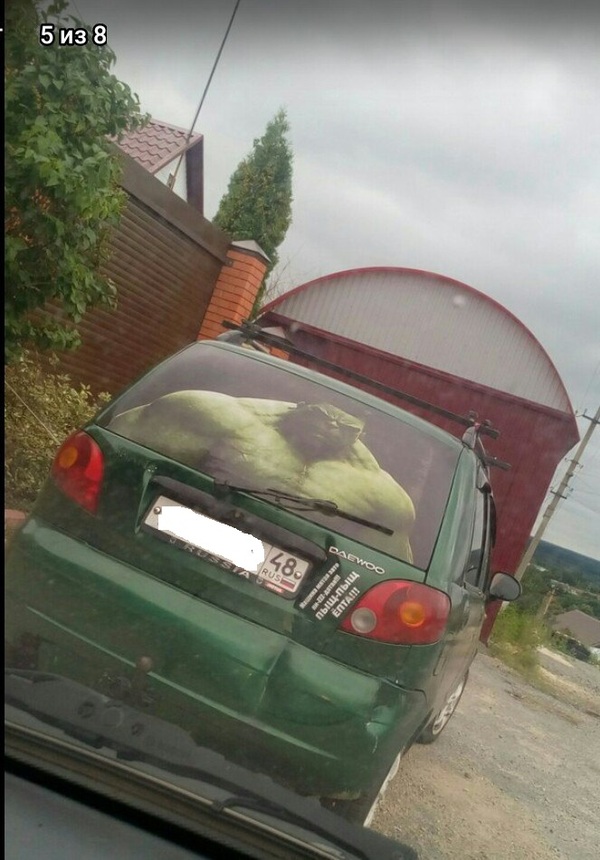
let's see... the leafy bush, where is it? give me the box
[5,350,110,510]
[5,0,148,362]
[488,605,550,676]
[551,631,592,663]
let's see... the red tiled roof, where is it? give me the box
[113,119,203,174]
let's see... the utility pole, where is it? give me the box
[515,404,600,581]
[167,0,242,191]
[537,585,557,620]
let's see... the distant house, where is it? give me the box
[550,610,600,648]
[114,119,204,214]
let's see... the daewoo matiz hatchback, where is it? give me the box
[5,340,520,824]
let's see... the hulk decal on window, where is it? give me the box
[109,392,415,563]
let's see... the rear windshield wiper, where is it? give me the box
[213,482,394,536]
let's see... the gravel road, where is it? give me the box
[371,649,600,860]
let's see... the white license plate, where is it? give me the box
[257,547,310,593]
[144,495,309,598]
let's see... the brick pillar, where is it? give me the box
[197,240,270,340]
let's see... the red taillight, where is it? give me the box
[51,431,104,514]
[339,580,450,645]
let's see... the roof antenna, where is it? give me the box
[167,0,242,190]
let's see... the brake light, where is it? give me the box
[339,580,450,644]
[51,431,104,514]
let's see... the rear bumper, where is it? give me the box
[6,517,426,796]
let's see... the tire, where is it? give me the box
[417,671,468,745]
[320,749,404,826]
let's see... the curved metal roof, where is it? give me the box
[261,267,574,413]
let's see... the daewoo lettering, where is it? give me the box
[328,547,386,575]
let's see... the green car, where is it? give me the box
[5,340,520,824]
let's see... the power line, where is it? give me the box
[5,382,60,444]
[167,0,242,191]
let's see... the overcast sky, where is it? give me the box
[73,0,600,560]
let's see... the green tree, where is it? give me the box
[213,108,293,312]
[5,0,148,363]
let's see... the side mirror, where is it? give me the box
[488,572,521,602]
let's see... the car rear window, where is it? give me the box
[100,344,460,570]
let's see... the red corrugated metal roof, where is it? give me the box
[113,119,203,174]
[261,267,576,414]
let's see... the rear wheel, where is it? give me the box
[417,672,468,745]
[320,749,404,826]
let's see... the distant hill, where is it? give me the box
[533,541,600,587]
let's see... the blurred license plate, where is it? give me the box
[144,496,309,598]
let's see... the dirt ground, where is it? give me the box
[371,649,600,860]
